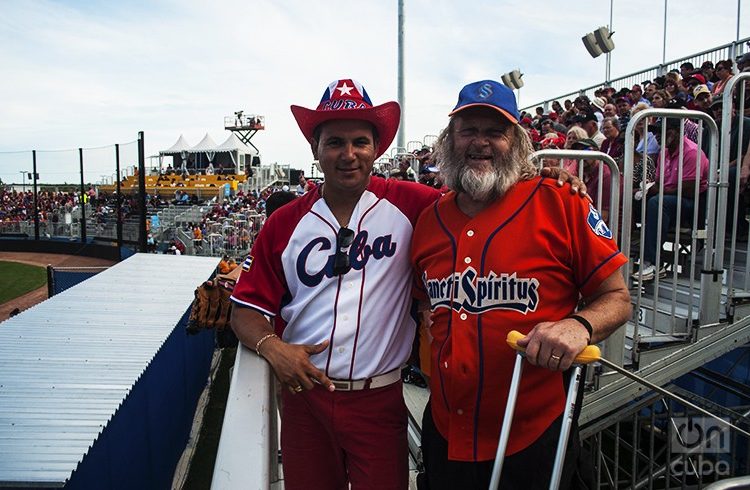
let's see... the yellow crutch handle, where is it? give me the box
[506,330,601,364]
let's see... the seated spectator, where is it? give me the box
[398,157,417,181]
[206,163,215,175]
[601,117,625,162]
[603,103,619,119]
[418,166,441,187]
[574,94,592,113]
[708,97,750,239]
[712,59,735,96]
[389,170,408,181]
[644,83,659,102]
[684,73,707,99]
[539,133,566,150]
[540,118,565,139]
[616,96,632,132]
[629,85,650,106]
[219,254,237,274]
[664,76,683,101]
[520,117,541,143]
[569,138,613,221]
[701,61,716,90]
[738,52,750,73]
[663,97,701,143]
[653,90,674,112]
[632,105,661,153]
[693,85,713,114]
[553,126,589,170]
[547,111,568,133]
[575,111,605,147]
[680,62,695,80]
[636,118,709,281]
[296,174,307,196]
[564,126,588,149]
[551,100,564,115]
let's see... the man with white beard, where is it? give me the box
[410,80,631,490]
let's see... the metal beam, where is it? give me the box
[582,314,750,424]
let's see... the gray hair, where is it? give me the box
[433,119,537,180]
[432,118,538,200]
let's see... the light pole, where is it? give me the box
[396,0,405,150]
[605,0,613,85]
[661,0,668,67]
[18,171,26,192]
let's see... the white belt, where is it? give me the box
[330,368,401,391]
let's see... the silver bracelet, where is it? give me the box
[255,333,279,356]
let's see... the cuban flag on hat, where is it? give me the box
[317,79,373,111]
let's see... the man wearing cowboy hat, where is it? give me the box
[229,79,443,489]
[230,78,586,489]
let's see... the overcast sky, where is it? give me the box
[0,0,748,183]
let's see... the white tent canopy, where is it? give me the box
[158,133,258,173]
[215,133,259,155]
[160,134,192,155]
[189,133,218,153]
[214,133,258,168]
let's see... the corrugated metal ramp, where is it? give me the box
[0,253,219,488]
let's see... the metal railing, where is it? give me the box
[719,72,750,314]
[211,344,278,489]
[621,109,721,364]
[531,149,625,365]
[581,389,750,489]
[521,37,750,113]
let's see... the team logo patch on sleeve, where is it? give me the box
[587,203,612,239]
[241,255,254,271]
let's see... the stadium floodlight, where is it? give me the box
[594,27,615,53]
[582,27,615,58]
[501,69,524,90]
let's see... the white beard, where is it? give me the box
[444,153,522,202]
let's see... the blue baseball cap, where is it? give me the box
[449,80,520,124]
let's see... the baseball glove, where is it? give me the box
[187,278,234,333]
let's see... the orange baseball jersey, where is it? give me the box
[410,176,627,462]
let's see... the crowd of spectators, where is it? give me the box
[0,188,144,225]
[521,52,750,279]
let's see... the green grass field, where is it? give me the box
[0,261,47,304]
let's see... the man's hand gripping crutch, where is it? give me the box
[489,331,602,490]
[490,330,750,490]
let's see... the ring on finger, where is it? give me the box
[292,385,303,393]
[550,354,562,362]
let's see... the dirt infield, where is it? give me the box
[0,252,117,321]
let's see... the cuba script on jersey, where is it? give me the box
[296,230,397,287]
[423,267,540,314]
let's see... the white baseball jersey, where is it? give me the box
[231,176,440,380]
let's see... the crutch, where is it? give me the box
[489,331,600,490]
[489,330,750,490]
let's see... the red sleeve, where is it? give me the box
[230,213,288,317]
[383,179,442,226]
[564,191,628,297]
[410,199,441,302]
